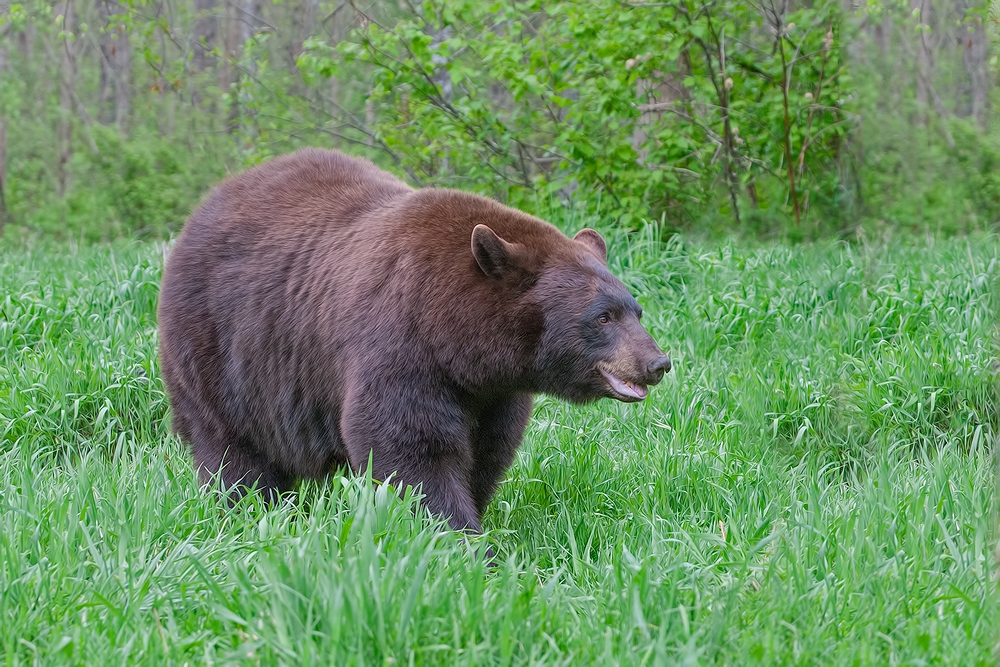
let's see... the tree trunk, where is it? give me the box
[191,0,218,111]
[156,26,174,137]
[98,2,113,124]
[365,94,375,148]
[221,0,240,132]
[874,13,890,56]
[193,0,218,73]
[632,50,691,164]
[285,0,318,95]
[0,28,8,233]
[912,0,931,126]
[98,0,131,131]
[225,0,264,134]
[57,0,75,199]
[962,16,989,128]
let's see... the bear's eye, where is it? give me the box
[598,314,611,325]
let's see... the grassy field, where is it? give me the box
[0,229,998,665]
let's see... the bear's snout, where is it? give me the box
[645,355,672,384]
[597,326,671,403]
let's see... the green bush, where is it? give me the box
[5,127,224,243]
[301,0,851,231]
[857,109,1000,235]
[90,126,223,240]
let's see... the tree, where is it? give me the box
[56,0,75,198]
[0,5,8,232]
[98,0,131,131]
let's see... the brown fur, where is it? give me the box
[158,148,670,531]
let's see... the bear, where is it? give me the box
[157,148,671,532]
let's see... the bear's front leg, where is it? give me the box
[470,394,534,518]
[339,382,480,532]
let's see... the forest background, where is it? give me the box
[0,0,998,243]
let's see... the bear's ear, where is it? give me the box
[472,224,525,279]
[574,228,607,264]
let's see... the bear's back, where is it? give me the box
[188,148,414,243]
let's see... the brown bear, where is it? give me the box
[157,148,671,532]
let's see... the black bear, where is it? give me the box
[157,148,671,531]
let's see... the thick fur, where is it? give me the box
[158,148,670,531]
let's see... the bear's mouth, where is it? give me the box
[599,369,649,402]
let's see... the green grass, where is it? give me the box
[1,231,998,665]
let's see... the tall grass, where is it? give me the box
[0,231,997,664]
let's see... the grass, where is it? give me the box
[0,229,997,665]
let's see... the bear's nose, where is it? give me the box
[646,355,672,382]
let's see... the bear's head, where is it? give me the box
[471,224,671,403]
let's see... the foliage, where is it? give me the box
[299,0,852,231]
[1,230,997,663]
[0,0,230,241]
[0,1,996,240]
[857,110,1000,234]
[852,0,1000,234]
[11,127,224,243]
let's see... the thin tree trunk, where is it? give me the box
[289,0,318,93]
[192,0,217,109]
[157,27,174,137]
[874,13,890,55]
[0,28,8,233]
[365,93,375,148]
[718,29,743,226]
[694,9,742,228]
[962,16,989,128]
[98,18,113,123]
[19,20,43,157]
[57,0,75,199]
[19,20,34,60]
[900,2,955,148]
[222,0,242,133]
[632,50,691,164]
[767,0,799,224]
[778,38,799,225]
[330,75,340,148]
[430,24,452,174]
[798,25,833,181]
[112,11,131,129]
[193,0,217,72]
[912,0,931,126]
[98,0,131,131]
